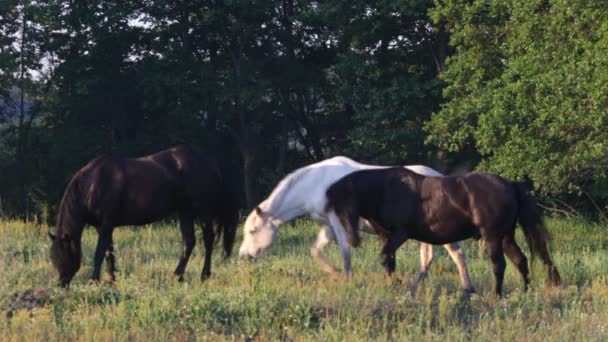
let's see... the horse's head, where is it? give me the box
[49,232,82,288]
[238,206,279,260]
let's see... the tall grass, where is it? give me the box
[1,218,607,340]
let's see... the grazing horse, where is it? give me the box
[238,156,476,294]
[325,167,561,296]
[49,146,239,288]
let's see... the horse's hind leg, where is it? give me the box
[310,225,338,275]
[502,234,530,291]
[328,212,353,280]
[444,242,476,294]
[486,237,506,296]
[201,221,215,281]
[174,212,195,282]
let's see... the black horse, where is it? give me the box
[49,145,240,287]
[326,167,560,296]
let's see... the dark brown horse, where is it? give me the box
[49,145,239,287]
[325,167,560,296]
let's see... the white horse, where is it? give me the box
[238,156,476,294]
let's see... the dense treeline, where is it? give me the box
[0,0,606,221]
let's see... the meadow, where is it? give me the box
[1,217,607,341]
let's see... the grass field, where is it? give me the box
[1,217,607,341]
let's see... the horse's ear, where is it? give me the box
[255,206,264,216]
[48,232,56,241]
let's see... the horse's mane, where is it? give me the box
[262,165,311,212]
[56,173,83,235]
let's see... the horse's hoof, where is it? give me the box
[201,273,211,282]
[327,271,340,281]
[461,288,476,300]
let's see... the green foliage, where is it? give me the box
[427,0,608,198]
[1,218,608,339]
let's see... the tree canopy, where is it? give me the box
[427,0,608,200]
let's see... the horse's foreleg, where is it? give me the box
[410,242,434,295]
[443,242,476,294]
[201,221,215,281]
[104,235,117,282]
[92,230,112,281]
[174,213,195,282]
[381,229,408,278]
[328,212,352,280]
[310,226,338,275]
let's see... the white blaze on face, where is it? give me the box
[238,208,277,258]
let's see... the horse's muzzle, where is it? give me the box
[238,253,255,263]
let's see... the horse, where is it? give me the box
[49,145,239,288]
[238,156,476,294]
[325,167,561,296]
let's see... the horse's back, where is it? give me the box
[274,156,362,214]
[137,145,219,176]
[75,146,223,225]
[405,165,443,177]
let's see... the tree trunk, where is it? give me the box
[431,22,449,74]
[241,149,255,208]
[275,118,288,176]
[228,34,257,208]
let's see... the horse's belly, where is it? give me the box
[117,207,175,226]
[411,222,478,245]
[115,196,177,226]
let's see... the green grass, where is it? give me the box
[1,218,607,341]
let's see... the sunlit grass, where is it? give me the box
[1,218,607,340]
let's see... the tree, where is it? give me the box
[0,0,51,218]
[427,0,608,203]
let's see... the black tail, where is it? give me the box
[514,183,561,286]
[326,179,361,247]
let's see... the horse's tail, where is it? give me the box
[326,179,361,247]
[514,183,561,286]
[215,165,241,259]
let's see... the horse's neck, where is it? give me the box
[260,192,307,224]
[261,169,321,223]
[56,194,86,240]
[58,213,85,239]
